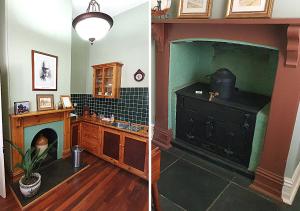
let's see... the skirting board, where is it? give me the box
[282,161,300,205]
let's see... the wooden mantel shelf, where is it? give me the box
[152,18,300,25]
[10,108,74,119]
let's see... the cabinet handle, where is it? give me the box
[224,148,234,155]
[186,133,195,139]
[205,118,214,138]
[242,114,250,130]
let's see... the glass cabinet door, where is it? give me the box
[104,66,114,97]
[95,68,103,96]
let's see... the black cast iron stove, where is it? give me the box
[175,82,270,172]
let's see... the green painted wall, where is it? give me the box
[168,40,278,137]
[71,30,89,94]
[162,0,300,19]
[86,3,149,92]
[211,43,278,96]
[1,0,72,171]
[1,0,72,141]
[168,42,214,132]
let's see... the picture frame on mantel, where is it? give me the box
[226,0,274,18]
[178,0,213,19]
[32,50,58,91]
[36,94,54,111]
[60,95,73,109]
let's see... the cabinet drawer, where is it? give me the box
[182,96,256,126]
[81,122,99,140]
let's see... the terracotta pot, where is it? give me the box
[19,173,41,198]
[35,134,48,156]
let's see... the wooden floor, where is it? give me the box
[0,152,148,211]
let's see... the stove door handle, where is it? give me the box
[186,133,195,139]
[205,118,214,138]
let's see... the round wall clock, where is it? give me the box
[134,69,145,82]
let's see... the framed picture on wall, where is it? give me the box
[178,0,213,18]
[60,95,73,109]
[36,94,54,111]
[226,0,274,18]
[14,101,30,115]
[32,50,58,91]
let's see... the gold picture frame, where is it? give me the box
[226,0,274,18]
[178,0,213,19]
[36,94,54,111]
[60,95,73,109]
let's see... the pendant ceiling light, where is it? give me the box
[72,0,113,45]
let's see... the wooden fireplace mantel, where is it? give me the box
[10,109,74,178]
[152,18,300,25]
[152,18,300,202]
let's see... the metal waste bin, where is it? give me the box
[72,145,83,168]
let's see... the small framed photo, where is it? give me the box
[226,0,274,18]
[60,96,73,109]
[178,0,212,18]
[36,94,54,111]
[32,50,58,91]
[14,101,30,115]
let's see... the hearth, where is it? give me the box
[176,82,270,175]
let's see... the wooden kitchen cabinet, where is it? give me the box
[77,118,149,180]
[80,122,101,156]
[71,121,80,147]
[92,62,123,99]
[122,133,147,174]
[102,128,121,163]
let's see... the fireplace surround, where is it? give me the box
[10,109,73,179]
[152,18,300,201]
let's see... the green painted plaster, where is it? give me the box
[168,40,278,171]
[168,42,214,133]
[24,121,64,159]
[248,104,270,171]
[168,40,278,138]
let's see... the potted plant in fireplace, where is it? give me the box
[5,140,56,197]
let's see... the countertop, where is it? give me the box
[71,116,149,138]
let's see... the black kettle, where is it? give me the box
[210,68,236,99]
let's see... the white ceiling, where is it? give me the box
[72,0,149,18]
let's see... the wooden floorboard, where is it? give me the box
[0,152,148,211]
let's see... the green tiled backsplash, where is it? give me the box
[71,88,149,125]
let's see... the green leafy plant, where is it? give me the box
[5,140,57,185]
